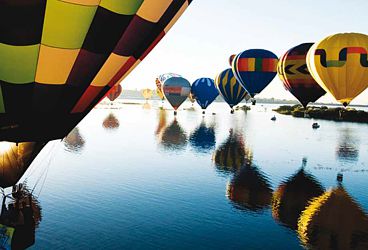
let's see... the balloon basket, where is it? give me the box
[174,110,177,116]
[230,109,234,114]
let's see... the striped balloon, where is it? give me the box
[278,43,326,108]
[232,49,278,97]
[215,68,249,110]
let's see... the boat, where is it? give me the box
[312,122,320,129]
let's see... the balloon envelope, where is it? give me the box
[307,32,368,106]
[0,1,191,142]
[278,43,326,108]
[141,88,153,100]
[162,76,191,110]
[215,68,249,109]
[191,78,219,109]
[106,84,122,102]
[232,49,278,97]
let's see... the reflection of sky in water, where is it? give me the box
[16,101,368,249]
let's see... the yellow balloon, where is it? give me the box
[156,88,164,100]
[141,88,153,100]
[307,33,368,106]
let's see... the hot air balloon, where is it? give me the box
[272,159,324,230]
[155,78,164,101]
[141,88,153,100]
[307,33,368,107]
[106,83,122,102]
[156,88,164,101]
[232,49,278,104]
[215,68,250,113]
[0,1,192,142]
[278,43,326,108]
[162,76,191,115]
[64,127,85,153]
[189,120,216,153]
[0,142,47,188]
[227,164,273,212]
[102,113,119,130]
[191,78,219,114]
[298,186,368,249]
[229,54,236,66]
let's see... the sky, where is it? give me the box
[122,0,368,105]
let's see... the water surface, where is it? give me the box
[19,101,368,249]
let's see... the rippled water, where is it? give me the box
[16,101,368,249]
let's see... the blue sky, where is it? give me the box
[122,0,368,104]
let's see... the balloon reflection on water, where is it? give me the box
[336,128,359,163]
[272,158,324,230]
[298,186,368,249]
[158,117,187,152]
[189,120,216,154]
[64,127,85,153]
[102,113,120,130]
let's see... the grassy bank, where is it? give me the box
[273,105,368,123]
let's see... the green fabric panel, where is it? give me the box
[0,86,4,113]
[100,0,144,15]
[42,0,98,49]
[255,58,263,72]
[0,43,39,84]
[326,60,346,67]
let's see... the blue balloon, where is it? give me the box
[191,78,219,110]
[232,49,278,97]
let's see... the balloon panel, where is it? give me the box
[0,0,192,141]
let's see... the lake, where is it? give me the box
[16,100,368,249]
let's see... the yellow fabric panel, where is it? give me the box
[308,33,368,105]
[137,0,172,23]
[61,0,101,5]
[91,54,130,87]
[35,45,80,84]
[164,2,188,33]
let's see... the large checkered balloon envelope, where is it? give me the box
[0,0,192,141]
